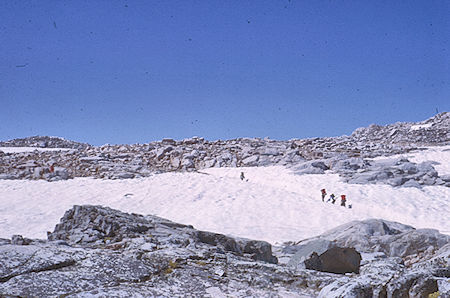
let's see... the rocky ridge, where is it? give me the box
[0,205,448,297]
[0,112,449,187]
[0,136,90,149]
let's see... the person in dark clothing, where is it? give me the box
[240,172,245,181]
[327,193,336,204]
[321,189,327,202]
[341,195,347,207]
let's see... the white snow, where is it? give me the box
[410,123,433,130]
[0,146,449,245]
[0,147,73,153]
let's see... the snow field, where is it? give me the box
[1,159,449,245]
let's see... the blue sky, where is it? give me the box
[1,1,449,145]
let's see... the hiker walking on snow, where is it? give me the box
[240,172,246,181]
[340,195,347,207]
[321,189,327,202]
[327,193,336,204]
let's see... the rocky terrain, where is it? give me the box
[0,112,449,187]
[292,155,450,187]
[0,205,448,297]
[0,135,90,149]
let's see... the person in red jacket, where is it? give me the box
[321,189,327,202]
[341,195,347,207]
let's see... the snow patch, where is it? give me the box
[410,123,433,130]
[0,147,73,153]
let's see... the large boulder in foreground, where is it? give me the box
[287,238,334,268]
[305,247,362,274]
[284,218,450,297]
[0,205,288,297]
[307,219,450,258]
[288,238,362,274]
[47,205,278,264]
[47,205,161,245]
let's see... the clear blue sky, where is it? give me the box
[1,1,449,145]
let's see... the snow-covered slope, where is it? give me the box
[1,146,449,245]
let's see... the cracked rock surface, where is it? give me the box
[1,205,449,297]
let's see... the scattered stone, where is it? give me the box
[0,113,448,186]
[11,235,32,245]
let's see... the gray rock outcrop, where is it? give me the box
[0,113,448,184]
[284,218,450,297]
[333,157,448,187]
[0,136,90,149]
[1,206,449,297]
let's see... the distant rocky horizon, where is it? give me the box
[1,112,449,148]
[1,112,449,187]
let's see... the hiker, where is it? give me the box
[49,165,55,173]
[340,195,347,207]
[321,189,327,201]
[327,193,336,204]
[240,172,245,181]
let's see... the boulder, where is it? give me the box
[400,162,419,174]
[387,272,439,298]
[195,231,241,254]
[330,157,367,171]
[304,247,362,274]
[261,148,280,156]
[195,232,278,264]
[311,161,329,170]
[161,138,176,145]
[292,160,329,175]
[203,158,216,168]
[170,156,181,168]
[156,146,173,160]
[241,155,259,166]
[116,172,135,179]
[440,175,450,182]
[296,219,450,259]
[403,179,421,188]
[47,205,154,245]
[11,235,32,245]
[181,157,195,168]
[386,228,450,258]
[0,173,15,180]
[388,176,408,187]
[241,240,278,264]
[287,239,334,268]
